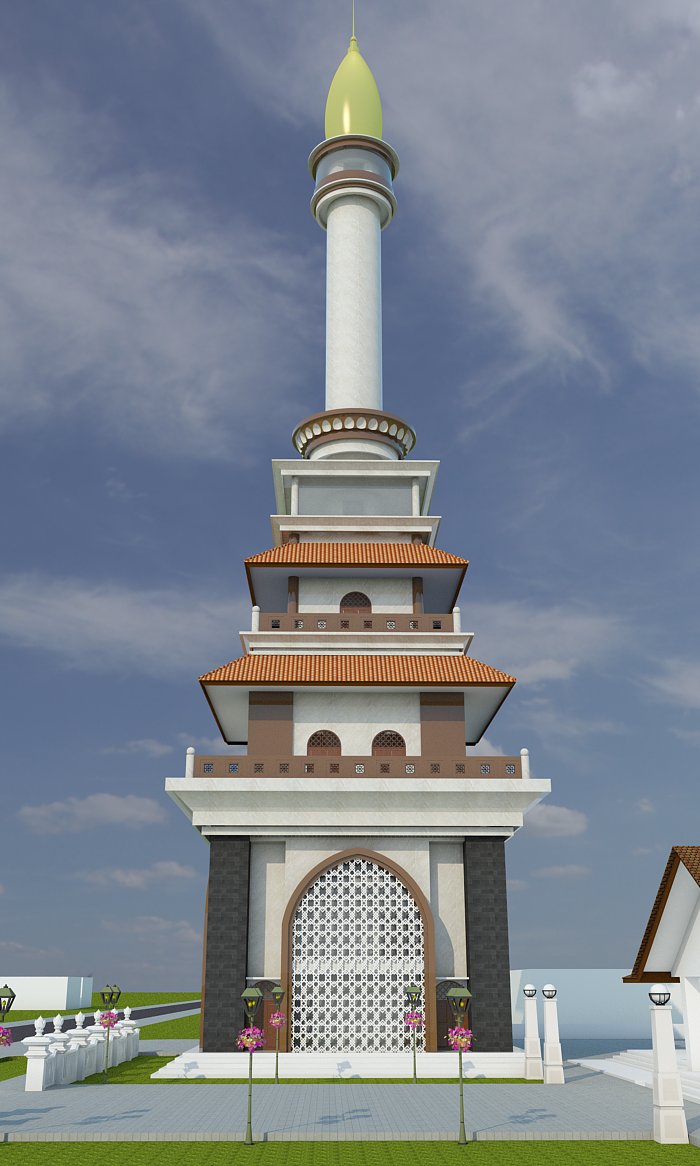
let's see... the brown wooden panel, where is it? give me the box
[420,693,465,757]
[248,692,293,756]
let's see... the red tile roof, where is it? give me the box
[245,543,468,568]
[200,654,515,686]
[623,846,700,983]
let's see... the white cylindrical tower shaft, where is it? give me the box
[325,194,383,412]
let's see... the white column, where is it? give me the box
[453,606,461,634]
[681,976,700,1071]
[290,477,299,516]
[523,987,543,1079]
[520,748,530,780]
[325,195,383,412]
[251,605,260,633]
[185,746,195,780]
[542,986,565,1084]
[411,478,421,516]
[650,999,688,1143]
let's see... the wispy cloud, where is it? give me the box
[634,797,656,815]
[467,601,624,684]
[0,83,316,458]
[0,575,247,676]
[102,915,200,943]
[75,860,199,890]
[19,793,167,834]
[647,658,700,710]
[524,804,588,837]
[101,739,175,758]
[533,864,591,879]
[507,878,528,892]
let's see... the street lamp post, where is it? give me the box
[270,985,285,1084]
[241,987,263,1146]
[649,984,688,1144]
[405,983,422,1083]
[0,986,16,1024]
[447,986,473,1146]
[98,986,121,1084]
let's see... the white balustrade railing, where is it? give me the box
[22,1007,140,1091]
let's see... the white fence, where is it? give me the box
[22,1009,140,1091]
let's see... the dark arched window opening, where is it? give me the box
[372,730,406,756]
[340,591,372,613]
[307,730,342,756]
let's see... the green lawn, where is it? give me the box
[138,1013,201,1039]
[6,991,200,1022]
[0,1056,27,1082]
[0,1143,698,1163]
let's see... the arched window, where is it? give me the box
[372,730,406,756]
[340,591,371,613]
[307,730,342,756]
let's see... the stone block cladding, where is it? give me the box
[201,837,251,1052]
[463,837,514,1052]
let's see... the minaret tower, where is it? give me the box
[166,25,551,1068]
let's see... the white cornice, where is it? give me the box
[240,631,474,654]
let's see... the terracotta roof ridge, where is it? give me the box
[244,542,468,566]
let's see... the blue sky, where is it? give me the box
[2,1,699,990]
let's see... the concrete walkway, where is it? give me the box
[2,1057,700,1143]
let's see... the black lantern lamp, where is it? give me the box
[0,985,16,1022]
[405,982,421,1006]
[271,985,285,1009]
[99,985,121,1009]
[649,984,671,1007]
[446,985,472,1024]
[242,986,263,1023]
[523,984,537,999]
[542,984,557,1000]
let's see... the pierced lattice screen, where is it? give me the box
[307,730,342,754]
[339,591,372,612]
[372,730,406,755]
[291,857,425,1053]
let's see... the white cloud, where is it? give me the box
[18,793,167,834]
[524,804,588,836]
[102,739,174,758]
[518,697,625,742]
[468,736,505,757]
[0,84,316,458]
[102,915,200,943]
[467,601,623,684]
[648,658,700,710]
[533,864,591,879]
[175,733,245,755]
[75,861,199,890]
[573,62,650,121]
[634,797,656,815]
[0,575,247,676]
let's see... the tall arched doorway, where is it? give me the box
[284,851,433,1053]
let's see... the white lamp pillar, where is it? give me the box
[649,985,688,1144]
[542,984,565,1084]
[523,985,543,1080]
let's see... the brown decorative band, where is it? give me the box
[308,135,400,179]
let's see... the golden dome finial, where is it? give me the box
[324,8,383,140]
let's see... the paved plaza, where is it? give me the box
[2,1056,700,1144]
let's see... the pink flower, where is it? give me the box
[236,1025,265,1051]
[404,1010,424,1028]
[0,1026,12,1048]
[99,1011,119,1030]
[269,1011,286,1029]
[447,1025,473,1052]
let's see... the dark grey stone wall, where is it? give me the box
[463,837,513,1051]
[201,836,250,1052]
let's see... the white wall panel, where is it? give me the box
[298,576,413,613]
[293,690,421,755]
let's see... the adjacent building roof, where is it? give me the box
[245,543,468,568]
[200,653,515,686]
[623,846,700,983]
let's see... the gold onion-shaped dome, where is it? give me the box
[324,36,383,139]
